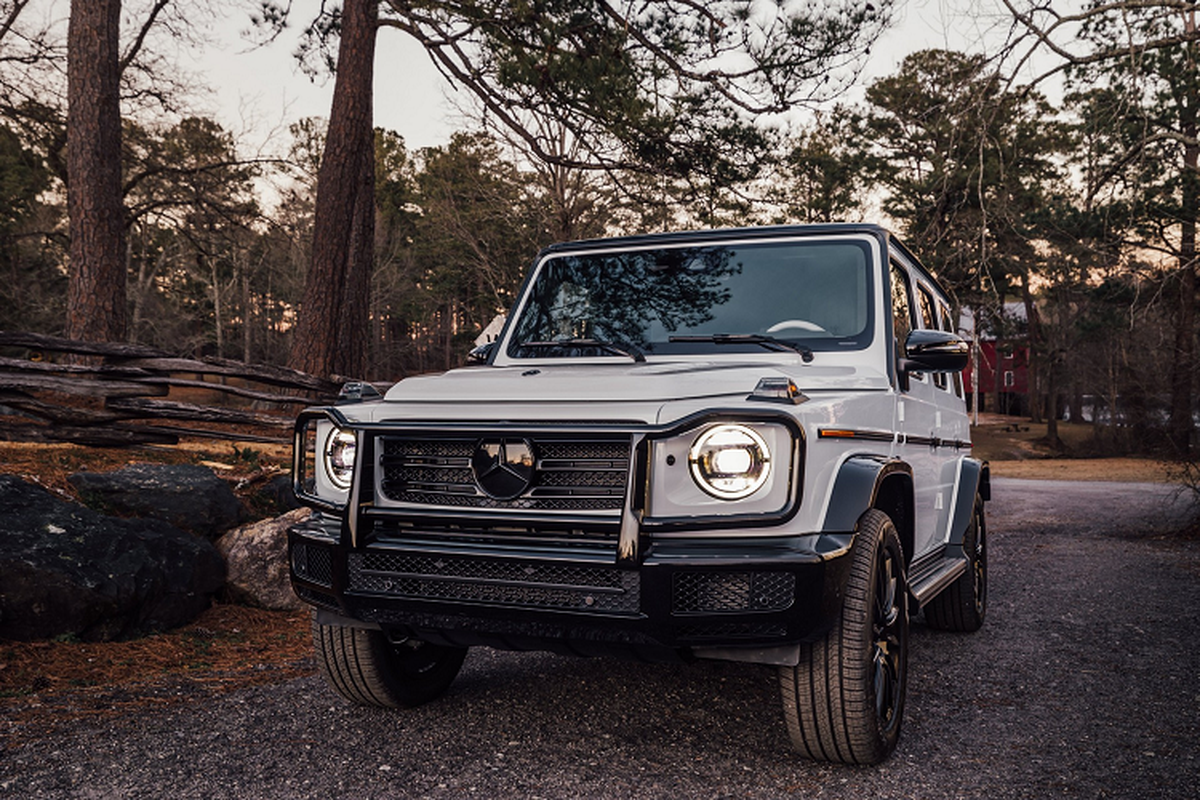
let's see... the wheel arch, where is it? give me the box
[821,455,915,564]
[947,457,988,555]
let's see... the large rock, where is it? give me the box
[68,463,242,540]
[0,475,226,641]
[257,473,301,514]
[216,508,309,611]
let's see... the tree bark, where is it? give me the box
[242,268,252,363]
[333,125,376,379]
[1169,203,1197,457]
[1045,354,1062,451]
[1020,273,1043,424]
[1169,20,1198,456]
[289,0,378,377]
[66,0,126,344]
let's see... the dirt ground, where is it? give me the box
[0,606,314,748]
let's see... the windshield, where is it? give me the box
[506,238,874,358]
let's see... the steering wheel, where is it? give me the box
[767,319,828,335]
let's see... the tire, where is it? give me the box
[925,497,987,632]
[312,614,467,708]
[779,509,909,765]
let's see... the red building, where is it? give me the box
[960,306,1030,416]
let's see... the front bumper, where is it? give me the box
[288,512,854,663]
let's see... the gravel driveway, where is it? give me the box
[4,478,1198,799]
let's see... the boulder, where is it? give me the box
[258,473,301,514]
[68,463,242,540]
[0,475,226,642]
[216,508,310,611]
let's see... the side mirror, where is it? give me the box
[466,341,495,366]
[901,330,969,373]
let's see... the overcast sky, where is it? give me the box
[185,0,1018,155]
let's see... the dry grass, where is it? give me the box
[970,413,1173,483]
[987,457,1174,482]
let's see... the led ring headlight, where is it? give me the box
[323,427,358,490]
[688,424,771,500]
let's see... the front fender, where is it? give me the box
[820,454,913,533]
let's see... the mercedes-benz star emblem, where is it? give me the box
[471,438,535,500]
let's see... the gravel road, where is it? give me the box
[4,478,1198,799]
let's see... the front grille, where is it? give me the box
[347,551,640,614]
[672,572,796,614]
[376,433,632,512]
[292,542,333,587]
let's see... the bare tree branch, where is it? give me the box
[1000,0,1200,90]
[119,0,173,76]
[0,0,33,43]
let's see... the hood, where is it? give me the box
[375,360,889,424]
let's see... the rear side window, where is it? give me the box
[937,303,955,334]
[890,263,913,346]
[917,285,936,330]
[938,302,963,398]
[917,285,946,389]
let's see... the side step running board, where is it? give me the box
[908,555,968,607]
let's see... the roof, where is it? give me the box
[540,223,894,255]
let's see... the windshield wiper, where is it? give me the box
[518,338,646,363]
[669,334,814,363]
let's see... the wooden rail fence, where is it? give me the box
[0,332,368,447]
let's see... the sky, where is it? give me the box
[186,0,1020,156]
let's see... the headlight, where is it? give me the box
[323,427,357,490]
[688,424,771,500]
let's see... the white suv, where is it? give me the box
[289,223,989,765]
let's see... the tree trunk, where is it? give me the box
[289,0,378,377]
[989,343,1001,415]
[66,0,126,345]
[1168,13,1199,455]
[1169,244,1196,456]
[1020,273,1043,424]
[242,268,252,363]
[1170,70,1198,453]
[1045,355,1062,451]
[211,258,223,358]
[333,126,376,379]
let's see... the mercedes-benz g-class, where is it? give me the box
[288,223,989,765]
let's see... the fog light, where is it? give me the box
[688,424,771,499]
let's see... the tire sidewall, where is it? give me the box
[855,511,909,754]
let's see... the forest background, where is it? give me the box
[1,0,1198,458]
